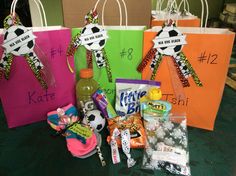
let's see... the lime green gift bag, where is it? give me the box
[72,0,146,106]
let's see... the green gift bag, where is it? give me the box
[72,0,145,106]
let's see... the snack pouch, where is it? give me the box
[115,79,160,116]
[107,113,146,148]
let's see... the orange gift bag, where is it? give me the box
[151,0,200,27]
[139,1,235,130]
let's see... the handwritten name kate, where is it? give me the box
[28,90,55,104]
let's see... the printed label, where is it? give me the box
[80,30,108,45]
[152,144,187,166]
[119,90,147,114]
[153,35,186,48]
[68,123,92,139]
[80,100,96,111]
[3,27,36,53]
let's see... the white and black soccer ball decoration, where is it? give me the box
[83,110,106,132]
[154,26,185,56]
[138,22,202,87]
[3,25,35,56]
[80,23,107,51]
[67,9,112,83]
[0,15,47,88]
[94,50,106,68]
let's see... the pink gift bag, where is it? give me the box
[0,26,76,128]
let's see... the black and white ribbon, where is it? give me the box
[110,128,121,164]
[121,129,136,168]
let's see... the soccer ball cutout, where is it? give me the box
[80,23,107,51]
[94,50,106,68]
[83,110,106,132]
[4,25,35,56]
[156,26,184,56]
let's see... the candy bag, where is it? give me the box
[115,79,160,116]
[107,113,146,148]
[142,115,191,176]
[141,100,172,118]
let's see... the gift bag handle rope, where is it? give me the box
[174,0,209,28]
[102,0,128,26]
[178,0,190,14]
[93,0,128,26]
[93,0,121,26]
[155,0,164,12]
[11,0,48,27]
[167,0,178,24]
[164,0,178,12]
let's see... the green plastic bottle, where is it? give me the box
[76,68,99,111]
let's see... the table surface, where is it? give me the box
[0,48,236,176]
[0,86,236,176]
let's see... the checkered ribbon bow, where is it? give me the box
[137,22,202,87]
[0,15,47,88]
[67,9,112,82]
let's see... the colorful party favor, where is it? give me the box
[92,89,117,118]
[47,104,101,159]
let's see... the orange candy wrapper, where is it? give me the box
[107,113,146,148]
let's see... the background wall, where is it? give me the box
[40,0,64,26]
[152,0,226,19]
[39,0,236,26]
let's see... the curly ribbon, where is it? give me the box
[83,107,106,167]
[66,32,81,73]
[121,129,136,168]
[110,128,121,164]
[0,15,47,89]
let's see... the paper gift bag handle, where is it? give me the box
[155,0,164,12]
[11,0,48,27]
[154,0,177,20]
[178,0,190,14]
[93,0,122,26]
[175,0,208,28]
[166,0,178,24]
[202,0,209,28]
[101,0,128,26]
